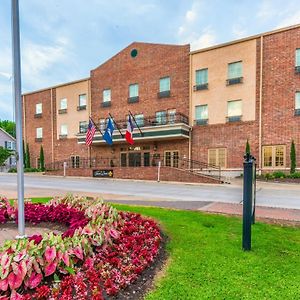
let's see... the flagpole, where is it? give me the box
[128,110,144,136]
[90,117,104,137]
[12,0,25,238]
[108,113,124,138]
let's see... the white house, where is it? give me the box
[0,127,16,171]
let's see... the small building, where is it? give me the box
[0,127,16,171]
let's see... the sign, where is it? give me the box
[93,169,113,178]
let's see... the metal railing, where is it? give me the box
[45,154,221,181]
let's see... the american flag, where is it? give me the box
[85,119,96,146]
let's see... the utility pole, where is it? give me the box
[11,0,25,238]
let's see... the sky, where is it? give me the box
[0,0,300,120]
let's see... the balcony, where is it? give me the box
[77,112,190,144]
[193,83,208,91]
[101,101,111,108]
[77,105,86,111]
[128,96,139,103]
[226,115,242,123]
[295,66,300,74]
[226,77,243,86]
[157,90,171,98]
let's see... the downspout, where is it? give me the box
[258,36,263,174]
[50,88,54,163]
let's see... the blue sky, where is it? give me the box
[0,0,300,120]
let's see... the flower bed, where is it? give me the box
[0,195,162,299]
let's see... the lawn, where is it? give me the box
[111,204,300,300]
[11,198,300,299]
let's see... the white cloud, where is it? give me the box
[232,25,247,39]
[276,10,300,28]
[189,29,216,50]
[186,9,197,23]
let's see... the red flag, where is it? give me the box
[125,115,134,145]
[85,119,96,146]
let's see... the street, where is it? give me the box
[0,173,299,210]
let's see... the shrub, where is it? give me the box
[287,172,300,179]
[8,167,17,173]
[290,140,296,174]
[272,171,286,178]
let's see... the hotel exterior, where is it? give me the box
[22,24,300,182]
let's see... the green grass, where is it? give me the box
[110,204,300,300]
[9,197,53,205]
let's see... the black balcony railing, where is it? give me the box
[194,119,208,125]
[226,115,242,123]
[193,83,208,91]
[295,108,300,116]
[226,77,243,85]
[295,66,300,74]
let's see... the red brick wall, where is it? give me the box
[90,42,190,121]
[23,89,53,167]
[261,27,300,169]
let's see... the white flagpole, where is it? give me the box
[11,0,25,238]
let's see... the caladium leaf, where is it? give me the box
[44,246,56,263]
[62,252,70,267]
[1,253,11,270]
[110,229,120,239]
[44,260,57,277]
[13,250,26,263]
[11,261,27,281]
[0,265,9,280]
[7,271,22,290]
[24,272,42,289]
[32,258,41,274]
[72,246,83,260]
[9,290,23,300]
[0,278,8,291]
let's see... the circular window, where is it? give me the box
[130,49,138,58]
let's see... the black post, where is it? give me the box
[243,153,253,251]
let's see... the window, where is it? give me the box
[159,77,170,92]
[208,148,226,168]
[195,105,208,125]
[60,98,67,110]
[60,124,68,137]
[134,114,144,127]
[121,153,127,167]
[36,103,42,114]
[156,111,167,125]
[227,100,242,122]
[99,118,106,131]
[168,109,176,124]
[71,156,80,168]
[296,49,300,67]
[295,92,300,115]
[4,141,16,150]
[164,151,179,168]
[227,61,243,85]
[79,121,88,133]
[78,94,87,110]
[263,145,285,168]
[129,84,139,98]
[103,89,111,102]
[144,152,150,167]
[128,152,141,167]
[194,68,208,90]
[36,127,43,139]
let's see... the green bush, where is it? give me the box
[272,171,286,178]
[287,172,300,179]
[8,167,17,173]
[8,167,42,173]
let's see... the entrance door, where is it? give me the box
[165,151,179,167]
[129,153,141,167]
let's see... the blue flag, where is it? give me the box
[103,118,114,145]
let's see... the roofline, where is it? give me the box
[22,77,90,96]
[190,23,300,55]
[0,127,16,141]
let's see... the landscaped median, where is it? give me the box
[0,196,162,299]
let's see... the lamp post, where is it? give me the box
[11,0,25,238]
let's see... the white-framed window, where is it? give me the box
[99,118,106,131]
[296,49,300,67]
[156,111,167,125]
[228,61,242,79]
[71,155,80,168]
[36,127,43,139]
[134,114,144,127]
[159,77,170,92]
[79,94,87,107]
[60,124,68,136]
[195,68,208,85]
[263,145,285,168]
[227,100,242,117]
[79,121,88,133]
[167,109,176,124]
[164,150,179,168]
[103,89,111,103]
[295,92,300,109]
[60,98,67,110]
[129,83,139,98]
[208,148,227,168]
[4,141,16,150]
[36,103,42,114]
[195,105,208,121]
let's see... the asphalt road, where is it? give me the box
[0,173,299,209]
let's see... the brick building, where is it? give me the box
[22,24,300,181]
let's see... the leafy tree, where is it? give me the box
[39,145,45,171]
[0,146,12,166]
[25,143,31,168]
[290,140,296,174]
[0,120,16,138]
[245,139,250,155]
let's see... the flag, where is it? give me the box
[85,119,96,146]
[103,118,114,145]
[125,115,134,145]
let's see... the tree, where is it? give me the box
[0,120,16,138]
[39,145,45,171]
[25,143,31,168]
[290,140,296,174]
[245,139,250,155]
[0,147,12,166]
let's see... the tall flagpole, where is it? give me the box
[12,0,25,238]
